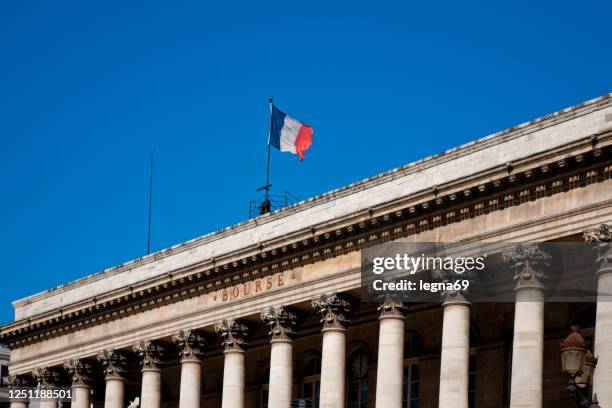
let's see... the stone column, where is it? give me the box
[375,301,406,408]
[584,224,612,406]
[32,367,60,408]
[312,293,352,408]
[215,319,249,408]
[5,375,30,408]
[134,340,165,408]
[261,306,298,408]
[437,290,471,408]
[173,329,206,408]
[97,349,128,408]
[63,358,92,408]
[503,243,550,408]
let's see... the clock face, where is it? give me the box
[351,352,368,379]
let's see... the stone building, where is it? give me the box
[1,94,612,408]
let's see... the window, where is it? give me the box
[0,364,7,386]
[301,356,321,408]
[347,350,369,408]
[403,361,419,408]
[468,356,476,408]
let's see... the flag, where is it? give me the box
[269,105,313,160]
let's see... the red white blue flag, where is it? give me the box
[269,105,313,160]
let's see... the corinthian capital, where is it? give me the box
[260,306,297,341]
[3,374,30,388]
[502,243,551,290]
[431,268,472,305]
[378,300,407,318]
[584,224,612,274]
[133,340,165,370]
[172,329,206,362]
[215,319,249,352]
[97,349,128,379]
[32,366,60,388]
[311,293,352,330]
[63,358,92,386]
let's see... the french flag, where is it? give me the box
[269,105,313,160]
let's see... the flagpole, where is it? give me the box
[265,98,272,201]
[147,147,154,254]
[260,98,273,214]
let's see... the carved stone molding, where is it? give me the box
[172,329,205,362]
[502,243,551,290]
[378,300,407,318]
[584,223,612,276]
[260,306,297,341]
[96,349,128,380]
[63,358,92,386]
[133,340,165,371]
[311,293,352,330]
[32,366,59,388]
[215,319,249,352]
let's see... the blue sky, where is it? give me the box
[1,0,611,324]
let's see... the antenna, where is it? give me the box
[147,147,154,255]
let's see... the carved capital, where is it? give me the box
[431,268,472,305]
[97,349,128,379]
[378,300,407,318]
[32,366,59,388]
[311,293,351,330]
[215,319,249,352]
[584,224,612,275]
[172,330,206,362]
[133,340,164,370]
[3,374,30,388]
[63,358,92,386]
[502,243,551,290]
[260,306,297,341]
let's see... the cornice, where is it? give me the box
[1,134,611,347]
[11,94,612,310]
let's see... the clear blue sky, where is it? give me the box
[1,0,611,324]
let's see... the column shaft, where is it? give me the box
[71,385,91,408]
[141,369,162,408]
[509,288,544,408]
[179,361,202,408]
[221,351,245,408]
[438,303,470,408]
[104,378,125,408]
[319,328,346,408]
[375,316,405,408]
[9,402,28,408]
[594,272,612,405]
[268,339,293,408]
[38,400,58,408]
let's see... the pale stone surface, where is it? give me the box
[375,316,405,408]
[8,182,612,373]
[510,288,544,408]
[178,361,202,408]
[71,385,90,408]
[140,369,162,408]
[38,400,57,408]
[9,402,27,408]
[103,378,124,408]
[438,303,470,408]
[13,97,612,320]
[319,328,346,408]
[594,272,612,406]
[268,339,293,408]
[221,350,245,408]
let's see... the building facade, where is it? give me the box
[1,95,612,408]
